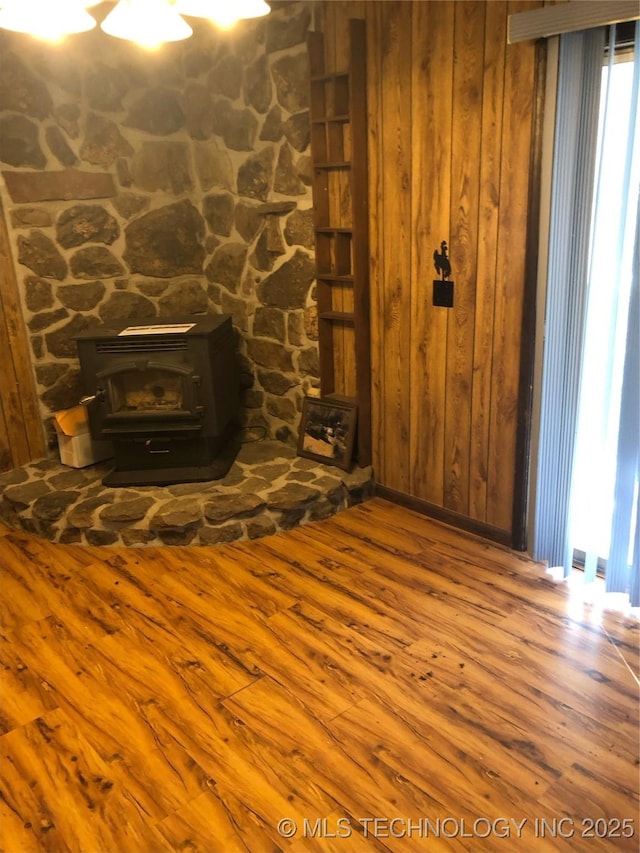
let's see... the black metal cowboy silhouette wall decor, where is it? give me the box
[433,240,454,307]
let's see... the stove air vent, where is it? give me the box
[96,337,188,354]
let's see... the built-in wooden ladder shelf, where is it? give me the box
[307,20,371,467]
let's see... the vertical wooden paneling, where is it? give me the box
[486,0,539,531]
[409,0,453,505]
[319,1,344,394]
[379,0,413,492]
[444,1,485,515]
[334,7,357,400]
[0,196,46,471]
[367,2,384,480]
[512,37,547,550]
[0,396,11,470]
[323,0,357,399]
[470,1,508,520]
[323,0,543,542]
[349,18,373,465]
[0,295,30,468]
[312,1,370,446]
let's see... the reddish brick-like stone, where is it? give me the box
[2,169,117,203]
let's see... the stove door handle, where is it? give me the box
[79,389,105,406]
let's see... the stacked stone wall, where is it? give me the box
[0,2,319,453]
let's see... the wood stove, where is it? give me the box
[75,315,240,486]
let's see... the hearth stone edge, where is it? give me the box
[0,440,373,547]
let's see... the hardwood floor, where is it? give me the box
[0,498,638,853]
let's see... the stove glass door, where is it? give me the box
[109,367,187,414]
[99,361,199,422]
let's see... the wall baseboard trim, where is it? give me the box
[374,485,514,549]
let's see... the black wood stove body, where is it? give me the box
[75,315,240,486]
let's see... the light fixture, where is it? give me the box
[0,0,97,41]
[101,0,193,49]
[0,0,272,45]
[177,0,270,29]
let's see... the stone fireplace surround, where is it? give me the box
[0,440,374,547]
[0,2,321,458]
[0,3,378,546]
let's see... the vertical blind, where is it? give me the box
[606,194,639,604]
[533,28,605,571]
[534,22,640,606]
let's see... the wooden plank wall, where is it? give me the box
[319,0,543,542]
[317,0,366,398]
[0,197,46,470]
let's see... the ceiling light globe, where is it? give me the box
[101,0,193,49]
[0,0,97,41]
[177,0,270,28]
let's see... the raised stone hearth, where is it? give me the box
[0,440,373,547]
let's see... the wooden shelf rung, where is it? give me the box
[310,72,349,83]
[314,162,351,171]
[311,114,350,125]
[315,274,355,283]
[314,227,353,235]
[319,311,355,324]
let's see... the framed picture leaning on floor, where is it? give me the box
[297,397,357,471]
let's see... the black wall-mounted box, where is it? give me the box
[433,279,454,308]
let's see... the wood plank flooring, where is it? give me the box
[0,498,638,853]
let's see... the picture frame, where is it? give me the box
[297,396,357,471]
